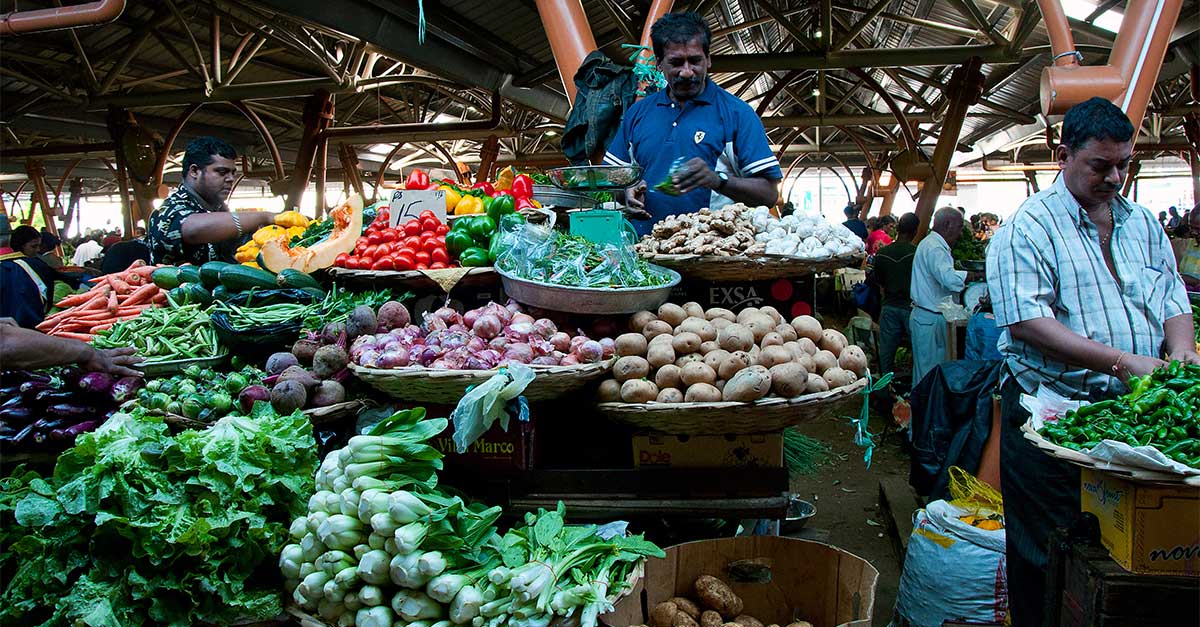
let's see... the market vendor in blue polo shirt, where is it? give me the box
[604,12,782,236]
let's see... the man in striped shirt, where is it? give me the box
[986,97,1197,625]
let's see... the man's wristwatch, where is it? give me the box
[716,171,729,192]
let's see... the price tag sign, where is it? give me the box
[389,189,446,227]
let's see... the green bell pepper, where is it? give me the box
[488,194,516,223]
[468,215,496,242]
[446,229,476,256]
[459,247,490,267]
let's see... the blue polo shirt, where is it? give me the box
[604,79,782,236]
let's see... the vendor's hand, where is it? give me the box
[672,158,721,194]
[624,182,651,220]
[1120,353,1168,381]
[1166,348,1200,366]
[81,346,144,378]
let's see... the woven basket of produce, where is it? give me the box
[349,359,614,404]
[643,252,864,281]
[597,377,866,434]
[328,266,498,291]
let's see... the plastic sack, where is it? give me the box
[892,499,1008,627]
[937,296,970,322]
[947,466,1004,518]
[449,363,535,453]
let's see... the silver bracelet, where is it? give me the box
[231,212,243,236]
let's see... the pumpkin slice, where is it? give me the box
[260,194,363,273]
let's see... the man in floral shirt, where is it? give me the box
[147,137,278,265]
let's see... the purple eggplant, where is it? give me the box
[237,385,271,414]
[35,389,76,406]
[11,423,36,445]
[46,404,92,420]
[63,420,99,437]
[110,376,144,404]
[19,381,54,403]
[57,367,84,388]
[78,372,115,395]
[1,370,51,387]
[1,396,24,411]
[0,406,35,426]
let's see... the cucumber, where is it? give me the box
[199,261,235,289]
[151,266,181,289]
[211,285,232,302]
[299,286,327,301]
[277,268,322,290]
[170,283,212,306]
[218,264,278,292]
[176,265,202,284]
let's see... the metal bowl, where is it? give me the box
[546,165,642,192]
[781,495,816,534]
[496,265,680,315]
[532,185,598,209]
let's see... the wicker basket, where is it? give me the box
[349,359,613,404]
[596,377,868,434]
[328,266,499,292]
[642,252,864,281]
[1021,421,1200,487]
[304,400,366,425]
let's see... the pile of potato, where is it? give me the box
[628,575,812,627]
[598,302,867,404]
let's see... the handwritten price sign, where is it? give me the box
[388,189,447,227]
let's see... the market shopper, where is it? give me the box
[1176,202,1200,289]
[0,320,141,376]
[872,213,918,380]
[604,12,781,235]
[986,97,1198,626]
[908,207,969,385]
[865,214,895,255]
[842,203,869,241]
[71,231,103,266]
[1,226,81,328]
[146,136,278,265]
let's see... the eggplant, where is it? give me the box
[35,389,76,406]
[46,404,93,420]
[1,395,24,411]
[57,367,84,388]
[110,376,144,404]
[1,370,51,387]
[10,423,36,445]
[0,406,35,427]
[0,422,15,436]
[78,372,115,395]
[19,381,54,403]
[64,420,99,437]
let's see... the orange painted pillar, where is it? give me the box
[534,0,598,104]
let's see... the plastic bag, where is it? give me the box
[449,363,535,453]
[653,157,688,196]
[947,466,1004,518]
[937,296,970,322]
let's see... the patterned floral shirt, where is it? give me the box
[146,185,235,266]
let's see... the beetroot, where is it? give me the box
[267,352,299,375]
[376,301,411,331]
[238,385,271,413]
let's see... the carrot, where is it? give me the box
[109,277,133,294]
[126,273,144,285]
[107,290,119,314]
[151,293,168,304]
[128,265,157,277]
[128,259,146,269]
[116,307,150,317]
[55,290,100,308]
[54,332,95,341]
[122,284,159,306]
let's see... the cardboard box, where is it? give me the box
[633,433,783,468]
[433,417,534,473]
[1079,468,1200,576]
[673,276,817,319]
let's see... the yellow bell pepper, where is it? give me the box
[454,195,485,215]
[252,225,287,245]
[440,185,463,213]
[274,210,309,229]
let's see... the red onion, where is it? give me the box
[433,306,463,326]
[448,323,469,335]
[531,355,560,366]
[548,332,571,352]
[560,354,580,366]
[510,312,535,327]
[569,335,588,353]
[532,318,558,339]
[488,336,509,351]
[358,349,381,368]
[473,314,503,339]
[505,299,522,314]
[462,308,482,329]
[598,337,616,358]
[507,321,534,341]
[407,346,426,364]
[575,340,604,363]
[378,350,410,368]
[477,349,502,367]
[503,343,534,364]
[467,336,488,352]
[424,315,448,332]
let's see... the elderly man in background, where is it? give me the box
[908,207,970,384]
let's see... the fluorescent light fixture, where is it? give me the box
[545,130,558,137]
[1061,0,1122,33]
[813,30,823,38]
[811,88,821,96]
[367,143,394,155]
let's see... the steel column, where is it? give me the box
[914,59,985,242]
[285,91,335,210]
[534,0,599,104]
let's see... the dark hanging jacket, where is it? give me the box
[562,51,638,166]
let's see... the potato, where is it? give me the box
[759,305,783,324]
[774,323,798,342]
[722,365,772,402]
[672,332,703,355]
[756,345,793,368]
[615,333,648,357]
[796,353,815,373]
[655,364,683,390]
[759,331,784,348]
[669,598,700,621]
[790,315,823,342]
[650,602,679,627]
[717,351,753,380]
[699,341,721,355]
[658,303,687,327]
[782,341,804,361]
[735,307,761,325]
[685,382,722,402]
[682,302,706,319]
[823,366,858,389]
[710,317,732,331]
[613,356,651,382]
[675,353,704,368]
[714,379,726,392]
[796,337,818,355]
[647,343,676,369]
[620,379,658,403]
[785,622,813,627]
[703,348,731,371]
[806,373,830,393]
[598,379,622,401]
[700,611,724,627]
[838,345,868,376]
[705,307,737,322]
[649,332,676,347]
[819,329,849,354]
[674,615,699,627]
[656,387,684,403]
[630,311,657,332]
[643,319,674,341]
[743,315,776,342]
[769,362,809,398]
[677,317,717,341]
[694,575,743,619]
[732,616,763,627]
[680,362,717,386]
[717,324,754,352]
[812,349,838,374]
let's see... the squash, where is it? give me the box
[260,194,363,273]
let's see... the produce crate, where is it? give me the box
[632,433,783,469]
[603,536,878,627]
[1079,467,1200,576]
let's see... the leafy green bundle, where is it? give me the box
[0,404,317,626]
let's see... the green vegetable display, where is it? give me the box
[92,303,220,362]
[952,224,987,263]
[137,364,265,421]
[1038,361,1200,467]
[499,231,673,288]
[0,404,318,626]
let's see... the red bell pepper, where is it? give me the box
[405,169,431,190]
[471,181,496,196]
[515,196,537,212]
[511,174,534,199]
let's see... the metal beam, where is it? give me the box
[831,0,983,39]
[0,143,115,159]
[709,44,1018,72]
[88,78,345,108]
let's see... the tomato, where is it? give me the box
[381,229,398,243]
[403,221,421,237]
[363,244,379,259]
[435,223,449,235]
[416,263,429,270]
[430,247,450,265]
[335,253,350,267]
[402,235,421,250]
[372,257,395,271]
[430,261,448,270]
[368,232,383,246]
[421,237,441,254]
[419,210,437,221]
[414,250,431,266]
[346,256,363,270]
[420,230,435,239]
[420,216,440,233]
[394,252,416,270]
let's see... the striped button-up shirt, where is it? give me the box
[986,176,1190,398]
